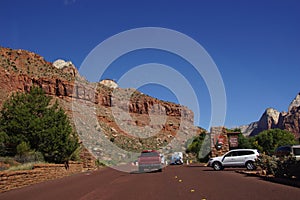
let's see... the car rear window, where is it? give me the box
[140,152,159,157]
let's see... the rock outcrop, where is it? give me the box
[53,59,79,78]
[239,122,258,136]
[288,93,300,112]
[279,105,300,138]
[258,108,280,129]
[99,79,118,89]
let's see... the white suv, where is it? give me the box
[207,149,259,171]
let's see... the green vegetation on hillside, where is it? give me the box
[186,128,210,162]
[0,86,79,164]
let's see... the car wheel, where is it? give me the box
[246,161,256,170]
[212,162,223,171]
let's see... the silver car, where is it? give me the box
[207,149,259,171]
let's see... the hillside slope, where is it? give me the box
[0,47,201,164]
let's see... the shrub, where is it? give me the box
[256,154,300,179]
[14,151,44,164]
[16,141,30,156]
[256,154,278,175]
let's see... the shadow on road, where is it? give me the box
[237,170,300,188]
[130,169,162,174]
[202,168,250,172]
[185,164,207,168]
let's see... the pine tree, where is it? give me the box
[0,86,79,163]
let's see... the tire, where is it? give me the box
[246,161,256,170]
[212,162,223,171]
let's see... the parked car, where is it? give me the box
[274,145,300,160]
[170,152,183,165]
[138,150,162,172]
[207,149,259,171]
[159,153,165,165]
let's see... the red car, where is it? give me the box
[138,150,162,172]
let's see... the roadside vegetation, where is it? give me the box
[226,128,298,155]
[256,154,300,179]
[186,128,210,162]
[0,87,79,170]
[187,128,299,179]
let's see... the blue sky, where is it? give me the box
[1,0,299,130]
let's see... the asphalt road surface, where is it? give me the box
[1,165,299,200]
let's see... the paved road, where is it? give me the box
[1,165,299,200]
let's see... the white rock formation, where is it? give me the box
[289,93,300,112]
[53,59,74,69]
[264,107,280,125]
[99,79,118,89]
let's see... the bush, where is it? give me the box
[16,141,30,156]
[14,150,44,164]
[7,162,35,171]
[256,154,278,175]
[256,154,300,179]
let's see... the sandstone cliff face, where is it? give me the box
[0,47,197,162]
[257,108,280,130]
[279,106,300,138]
[241,108,280,137]
[239,122,258,136]
[242,95,300,139]
[0,47,193,121]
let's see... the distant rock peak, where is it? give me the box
[264,107,280,125]
[289,92,300,112]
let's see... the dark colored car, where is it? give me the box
[275,145,300,160]
[138,150,162,172]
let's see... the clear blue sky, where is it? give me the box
[1,0,299,130]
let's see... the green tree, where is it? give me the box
[251,129,297,155]
[186,129,210,162]
[238,133,253,149]
[0,86,79,163]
